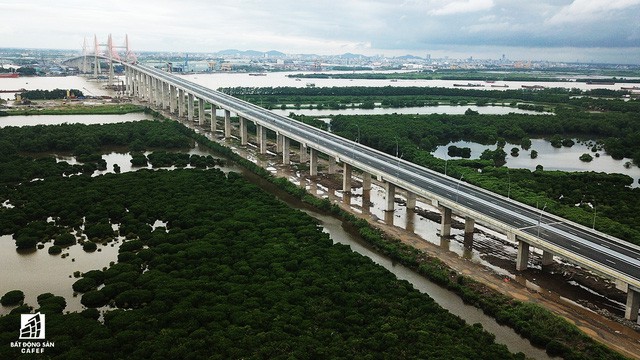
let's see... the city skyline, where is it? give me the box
[1,0,639,64]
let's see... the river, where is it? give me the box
[0,113,554,358]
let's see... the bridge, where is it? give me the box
[88,50,640,321]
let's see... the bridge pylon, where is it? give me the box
[84,34,137,86]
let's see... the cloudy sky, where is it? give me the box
[1,0,639,63]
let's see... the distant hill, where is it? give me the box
[215,49,286,58]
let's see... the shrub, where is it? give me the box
[1,290,25,306]
[73,277,98,293]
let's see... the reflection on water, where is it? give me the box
[0,235,120,315]
[434,139,640,186]
[270,104,545,116]
[0,113,155,128]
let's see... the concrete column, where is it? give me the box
[129,70,134,97]
[210,104,217,133]
[178,89,185,117]
[198,99,205,124]
[342,163,352,193]
[542,251,554,266]
[406,192,417,210]
[239,117,248,145]
[256,123,262,147]
[464,217,475,249]
[139,73,144,100]
[146,75,151,102]
[406,210,415,232]
[276,133,284,154]
[439,206,452,238]
[328,157,337,174]
[362,189,371,215]
[154,78,161,107]
[282,137,290,165]
[385,182,396,212]
[256,124,267,154]
[156,79,162,107]
[160,82,166,109]
[464,217,475,236]
[516,239,530,271]
[309,148,318,176]
[362,172,372,191]
[138,73,145,100]
[625,288,640,321]
[169,85,176,114]
[300,143,308,163]
[187,93,195,122]
[224,110,231,138]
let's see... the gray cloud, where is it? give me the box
[0,0,638,63]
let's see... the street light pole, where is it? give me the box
[537,202,547,237]
[592,200,597,229]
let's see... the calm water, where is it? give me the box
[0,112,154,127]
[0,76,111,100]
[434,139,640,186]
[270,104,544,116]
[180,71,640,92]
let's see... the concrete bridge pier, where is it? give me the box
[187,93,195,122]
[169,85,176,114]
[224,110,231,138]
[149,77,155,105]
[626,287,640,321]
[464,217,475,248]
[309,148,318,176]
[342,163,352,193]
[154,79,161,107]
[160,82,167,110]
[542,251,554,266]
[406,209,415,233]
[385,182,396,212]
[210,104,217,133]
[256,124,267,154]
[136,72,143,100]
[178,89,185,117]
[139,73,145,101]
[328,157,337,174]
[362,173,372,191]
[198,99,205,124]
[282,137,290,165]
[299,143,308,163]
[406,192,417,211]
[276,133,284,154]
[239,117,248,145]
[439,206,452,238]
[514,235,530,271]
[362,189,371,215]
[145,74,152,102]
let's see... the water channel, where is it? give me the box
[0,113,554,358]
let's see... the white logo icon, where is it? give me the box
[19,313,45,340]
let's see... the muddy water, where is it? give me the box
[0,235,121,314]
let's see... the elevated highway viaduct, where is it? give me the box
[114,60,640,321]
